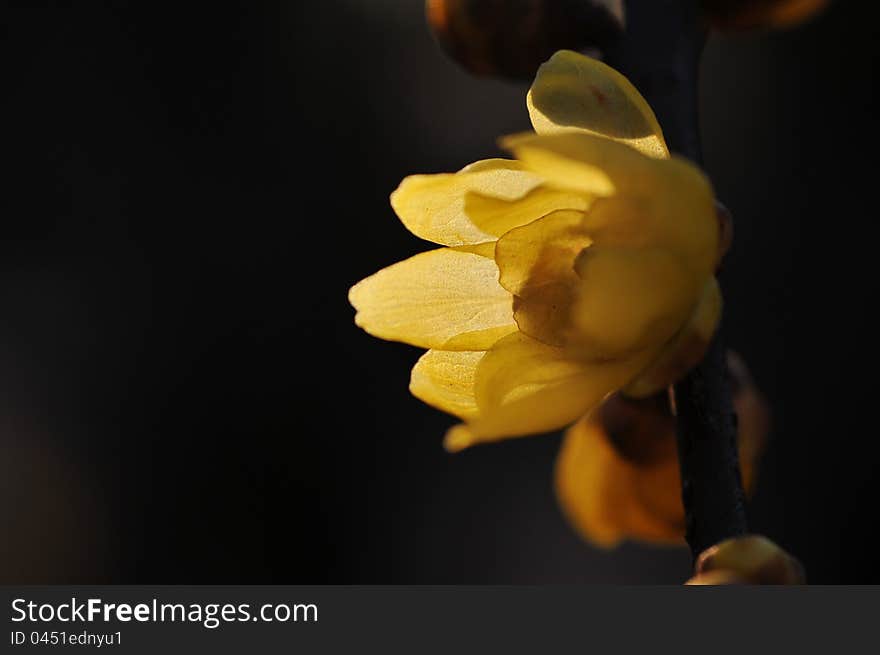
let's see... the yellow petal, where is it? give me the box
[409,349,482,421]
[580,174,719,282]
[444,332,654,450]
[494,210,592,346]
[453,241,496,258]
[501,132,622,197]
[464,186,589,240]
[390,159,544,246]
[574,186,718,280]
[624,277,722,398]
[495,210,590,296]
[556,354,769,548]
[500,130,694,202]
[349,248,516,350]
[528,50,669,158]
[555,417,684,547]
[568,246,699,360]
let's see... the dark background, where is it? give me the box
[3,1,878,583]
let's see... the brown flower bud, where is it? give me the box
[702,0,829,30]
[426,0,625,80]
[694,535,806,584]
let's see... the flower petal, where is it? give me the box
[443,332,654,451]
[502,132,716,257]
[390,159,544,246]
[501,131,648,197]
[495,210,590,296]
[568,246,699,360]
[494,210,592,346]
[624,277,722,398]
[410,349,483,420]
[555,417,683,547]
[349,248,516,350]
[464,186,589,240]
[527,50,668,158]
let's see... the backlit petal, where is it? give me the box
[349,248,516,350]
[390,159,543,246]
[624,277,722,397]
[528,50,669,158]
[494,210,592,346]
[410,349,483,420]
[443,332,654,450]
[501,133,618,197]
[464,186,589,239]
[502,133,716,258]
[555,417,683,547]
[568,246,699,360]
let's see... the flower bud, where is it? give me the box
[701,0,829,30]
[694,535,806,584]
[426,0,624,79]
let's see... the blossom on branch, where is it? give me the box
[349,50,722,452]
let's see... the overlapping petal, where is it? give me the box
[410,349,483,420]
[494,209,591,346]
[501,132,625,197]
[624,277,722,398]
[528,50,669,159]
[391,159,546,246]
[503,132,718,274]
[464,186,589,240]
[349,248,516,350]
[443,332,655,451]
[568,246,699,360]
[555,417,683,547]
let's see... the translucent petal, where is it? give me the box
[443,332,654,451]
[495,210,590,296]
[349,248,516,350]
[410,349,483,420]
[390,159,543,246]
[494,210,592,346]
[501,132,652,197]
[503,133,718,276]
[568,246,700,360]
[624,277,722,398]
[555,417,684,547]
[464,187,589,240]
[581,183,719,284]
[528,50,669,158]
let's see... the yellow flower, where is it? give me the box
[555,352,768,547]
[349,49,721,452]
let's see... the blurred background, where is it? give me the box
[3,1,878,583]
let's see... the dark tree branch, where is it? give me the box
[604,0,748,560]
